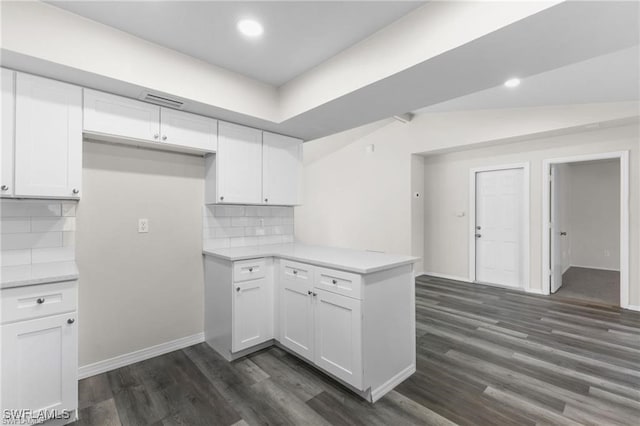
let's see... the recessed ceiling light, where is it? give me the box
[237,19,263,38]
[504,78,521,88]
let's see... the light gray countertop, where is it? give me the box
[1,261,79,289]
[203,243,418,274]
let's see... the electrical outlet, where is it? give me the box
[138,218,149,233]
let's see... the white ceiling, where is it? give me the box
[416,46,640,115]
[46,1,424,86]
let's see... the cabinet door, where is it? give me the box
[216,121,262,204]
[232,278,272,352]
[160,108,217,152]
[313,289,363,389]
[15,73,82,198]
[83,89,160,142]
[262,132,302,205]
[1,68,15,197]
[279,276,314,361]
[1,312,78,417]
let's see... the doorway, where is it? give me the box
[543,152,629,307]
[469,164,530,289]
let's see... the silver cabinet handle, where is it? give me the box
[67,318,75,324]
[264,198,268,203]
[220,196,224,201]
[37,298,45,304]
[560,231,567,236]
[248,267,253,272]
[1,185,8,191]
[236,287,241,292]
[475,233,482,238]
[307,290,312,295]
[162,135,167,141]
[154,134,159,139]
[331,279,337,285]
[72,188,79,194]
[293,270,298,275]
[312,292,317,297]
[476,225,481,230]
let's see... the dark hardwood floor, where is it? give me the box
[72,275,640,426]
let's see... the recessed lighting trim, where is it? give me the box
[504,78,521,88]
[237,19,263,37]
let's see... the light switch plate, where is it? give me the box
[138,218,149,233]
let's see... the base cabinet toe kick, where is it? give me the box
[204,255,416,403]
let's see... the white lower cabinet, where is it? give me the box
[233,278,271,352]
[280,274,314,360]
[1,281,78,424]
[313,289,362,389]
[204,254,415,402]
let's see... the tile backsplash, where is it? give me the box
[203,205,294,249]
[1,200,77,266]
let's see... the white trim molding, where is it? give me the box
[421,272,471,283]
[469,162,531,292]
[541,151,630,309]
[78,332,204,379]
[625,305,640,312]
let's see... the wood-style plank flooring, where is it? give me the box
[72,275,640,425]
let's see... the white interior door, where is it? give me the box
[550,165,564,293]
[475,168,524,288]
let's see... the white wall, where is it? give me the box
[568,160,620,270]
[76,142,205,366]
[294,103,639,306]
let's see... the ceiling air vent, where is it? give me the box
[139,91,185,109]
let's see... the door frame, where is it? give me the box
[469,162,531,290]
[541,151,629,308]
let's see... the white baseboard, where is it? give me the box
[78,332,204,379]
[569,264,620,272]
[421,271,471,283]
[370,364,416,403]
[624,304,640,312]
[526,287,547,295]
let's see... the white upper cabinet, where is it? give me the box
[262,132,302,205]
[83,90,216,154]
[83,89,160,142]
[1,69,15,197]
[15,73,82,198]
[160,107,217,152]
[214,121,263,204]
[205,123,303,206]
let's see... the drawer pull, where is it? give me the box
[307,290,312,295]
[331,279,337,285]
[312,292,317,297]
[293,270,298,275]
[36,298,45,304]
[67,318,75,324]
[236,287,241,292]
[248,267,253,272]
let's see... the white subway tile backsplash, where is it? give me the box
[231,216,261,227]
[1,218,31,234]
[203,216,232,228]
[1,249,31,266]
[32,247,75,264]
[214,205,245,217]
[31,217,76,232]
[202,205,294,248]
[0,200,76,268]
[1,232,62,250]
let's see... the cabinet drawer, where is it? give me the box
[1,280,77,324]
[280,260,313,282]
[233,259,266,282]
[315,267,362,299]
